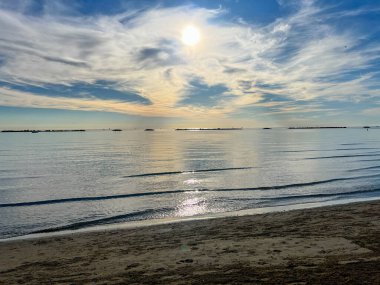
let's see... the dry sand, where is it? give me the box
[0,200,379,284]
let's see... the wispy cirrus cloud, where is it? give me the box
[0,0,379,124]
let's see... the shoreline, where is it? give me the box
[1,199,379,284]
[2,195,379,242]
[2,195,380,242]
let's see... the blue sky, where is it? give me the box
[0,0,379,129]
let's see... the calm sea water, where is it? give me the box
[1,128,380,239]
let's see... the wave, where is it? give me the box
[225,187,380,203]
[2,173,380,208]
[264,188,380,202]
[0,169,14,173]
[348,165,380,172]
[30,187,380,234]
[305,154,380,160]
[279,147,379,153]
[123,166,255,178]
[31,207,173,234]
[335,148,380,151]
[0,176,41,181]
[278,150,321,153]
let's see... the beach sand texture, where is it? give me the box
[0,200,379,284]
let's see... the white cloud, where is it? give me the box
[0,0,379,119]
[362,107,380,116]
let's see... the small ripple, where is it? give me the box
[279,147,379,153]
[31,207,173,234]
[2,174,379,208]
[347,165,380,172]
[123,166,255,178]
[357,159,380,162]
[305,154,380,160]
[29,187,380,235]
[0,176,41,181]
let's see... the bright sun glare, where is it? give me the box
[181,25,201,46]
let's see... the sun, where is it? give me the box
[181,25,201,46]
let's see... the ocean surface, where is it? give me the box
[1,128,380,239]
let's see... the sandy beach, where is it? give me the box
[1,200,379,284]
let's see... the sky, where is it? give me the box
[0,0,379,129]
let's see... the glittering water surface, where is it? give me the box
[1,128,380,238]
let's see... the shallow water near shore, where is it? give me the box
[1,128,380,238]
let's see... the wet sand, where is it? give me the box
[0,200,379,284]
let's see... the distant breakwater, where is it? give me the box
[1,129,86,133]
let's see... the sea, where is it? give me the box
[1,128,380,239]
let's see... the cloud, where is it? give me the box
[41,55,89,67]
[0,0,379,121]
[362,107,380,116]
[179,78,231,107]
[0,80,152,104]
[134,45,183,68]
